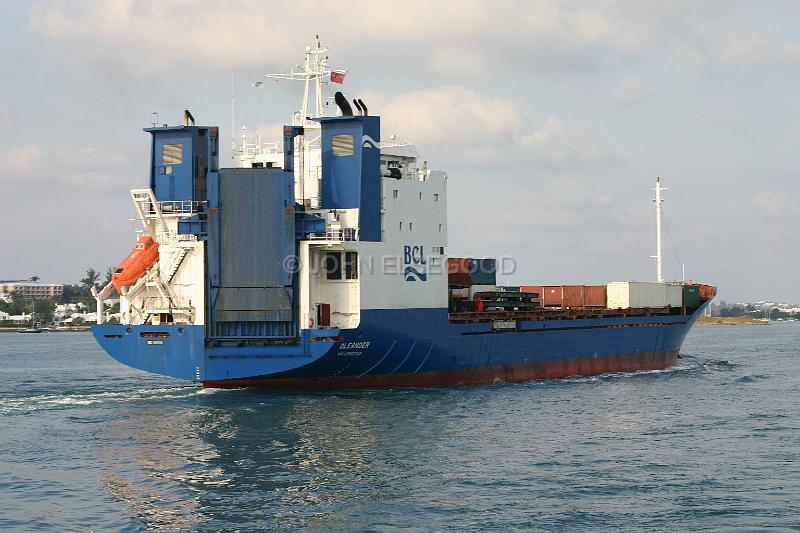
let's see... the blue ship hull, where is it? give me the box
[92,304,706,388]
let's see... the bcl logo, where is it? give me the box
[403,245,427,282]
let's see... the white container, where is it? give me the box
[606,281,675,309]
[450,287,469,298]
[665,284,683,307]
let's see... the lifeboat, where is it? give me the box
[112,235,159,293]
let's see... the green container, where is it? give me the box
[682,285,701,308]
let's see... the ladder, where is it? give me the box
[162,247,189,283]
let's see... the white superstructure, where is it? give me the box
[95,40,449,331]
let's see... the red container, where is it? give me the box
[521,285,542,303]
[583,285,607,307]
[542,286,563,306]
[448,258,470,274]
[448,272,471,288]
[562,286,584,308]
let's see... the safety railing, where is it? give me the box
[307,227,359,241]
[155,232,198,246]
[143,297,192,313]
[150,200,204,214]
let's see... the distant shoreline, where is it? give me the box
[696,316,769,326]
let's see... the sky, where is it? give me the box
[0,0,798,303]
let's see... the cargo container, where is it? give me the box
[448,272,471,288]
[542,286,563,307]
[448,257,470,274]
[682,284,701,307]
[665,284,683,307]
[607,281,679,309]
[468,258,497,285]
[583,285,607,307]
[450,287,469,299]
[562,285,584,308]
[559,285,607,307]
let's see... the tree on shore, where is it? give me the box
[81,268,100,290]
[103,267,115,288]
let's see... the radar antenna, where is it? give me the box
[264,35,344,126]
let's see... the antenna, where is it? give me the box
[652,177,668,283]
[264,36,341,126]
[150,112,158,128]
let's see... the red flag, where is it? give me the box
[330,70,345,84]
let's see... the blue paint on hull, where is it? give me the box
[92,303,707,387]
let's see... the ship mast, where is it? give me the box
[265,35,337,126]
[653,177,667,283]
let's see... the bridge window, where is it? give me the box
[162,144,183,165]
[324,252,342,280]
[345,252,358,280]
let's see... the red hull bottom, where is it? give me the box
[203,350,679,389]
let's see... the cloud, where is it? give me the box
[0,144,45,176]
[700,98,739,124]
[29,0,800,86]
[0,102,14,129]
[429,49,489,80]
[0,143,133,191]
[25,1,652,75]
[752,191,799,218]
[362,86,523,145]
[513,118,623,168]
[597,76,655,105]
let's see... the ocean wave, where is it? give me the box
[0,385,202,416]
[521,355,737,386]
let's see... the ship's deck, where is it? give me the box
[448,305,701,324]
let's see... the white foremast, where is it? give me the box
[653,177,666,283]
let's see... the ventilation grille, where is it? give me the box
[162,144,183,164]
[332,135,354,156]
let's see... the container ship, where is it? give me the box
[92,41,715,388]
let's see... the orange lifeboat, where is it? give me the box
[112,235,159,293]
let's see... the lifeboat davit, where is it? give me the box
[112,235,159,293]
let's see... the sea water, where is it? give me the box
[0,325,798,531]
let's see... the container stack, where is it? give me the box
[467,258,497,298]
[519,285,607,308]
